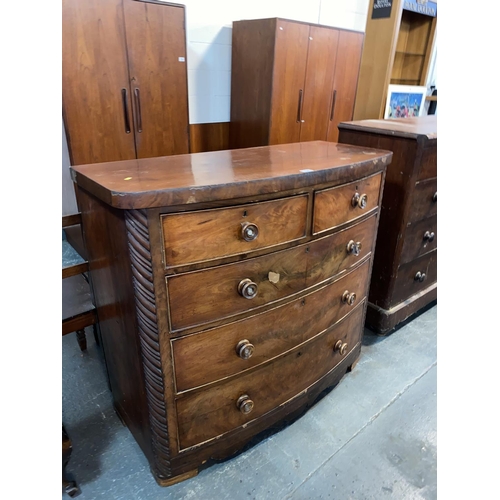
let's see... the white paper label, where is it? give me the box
[178,57,185,62]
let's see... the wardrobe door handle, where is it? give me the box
[121,88,131,134]
[134,88,142,133]
[330,89,337,121]
[297,89,304,123]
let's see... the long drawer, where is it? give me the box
[172,259,371,392]
[161,195,308,267]
[175,304,364,449]
[408,178,437,224]
[391,250,437,306]
[416,146,437,181]
[167,215,377,331]
[400,215,437,265]
[313,172,382,234]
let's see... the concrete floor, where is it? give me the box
[62,305,437,499]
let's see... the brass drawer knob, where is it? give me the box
[423,231,435,242]
[414,271,426,282]
[432,192,437,202]
[334,340,348,356]
[237,394,254,415]
[238,278,258,299]
[352,192,368,209]
[236,339,254,360]
[346,240,362,256]
[241,222,259,242]
[342,290,356,306]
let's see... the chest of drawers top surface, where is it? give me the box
[70,141,392,209]
[338,115,437,140]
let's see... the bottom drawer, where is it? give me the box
[392,250,437,306]
[175,303,364,450]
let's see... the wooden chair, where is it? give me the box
[63,213,99,497]
[62,214,98,350]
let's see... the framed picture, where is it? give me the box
[384,84,427,118]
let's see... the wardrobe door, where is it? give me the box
[327,31,364,143]
[123,0,190,158]
[62,0,136,165]
[299,26,340,142]
[268,20,310,145]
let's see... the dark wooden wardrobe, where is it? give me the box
[229,18,363,149]
[62,0,190,165]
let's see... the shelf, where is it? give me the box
[390,79,421,85]
[396,51,426,57]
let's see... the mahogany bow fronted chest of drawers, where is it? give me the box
[71,141,391,485]
[338,116,437,334]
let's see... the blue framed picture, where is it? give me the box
[384,84,427,118]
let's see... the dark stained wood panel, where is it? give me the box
[70,141,392,209]
[269,20,310,145]
[62,0,137,165]
[229,19,276,148]
[408,178,437,223]
[400,215,437,265]
[327,30,364,143]
[299,26,339,142]
[390,250,437,307]
[190,123,229,153]
[162,195,308,267]
[123,0,189,158]
[172,259,371,392]
[340,115,437,139]
[417,145,437,180]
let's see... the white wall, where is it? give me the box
[183,0,370,124]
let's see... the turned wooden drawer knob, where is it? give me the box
[241,222,259,242]
[237,394,254,415]
[238,278,258,299]
[236,339,254,360]
[342,290,356,306]
[352,192,368,209]
[414,271,426,282]
[423,231,435,242]
[432,192,437,202]
[334,340,348,356]
[346,240,362,256]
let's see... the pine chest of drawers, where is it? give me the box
[71,141,391,485]
[338,116,437,334]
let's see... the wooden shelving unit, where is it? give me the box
[353,0,437,120]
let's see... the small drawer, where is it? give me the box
[400,215,437,265]
[313,172,382,234]
[175,303,364,449]
[172,259,371,393]
[391,250,437,306]
[161,195,308,268]
[408,178,437,224]
[417,146,437,181]
[307,214,378,286]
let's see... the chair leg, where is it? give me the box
[76,329,87,351]
[93,324,100,346]
[63,426,80,497]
